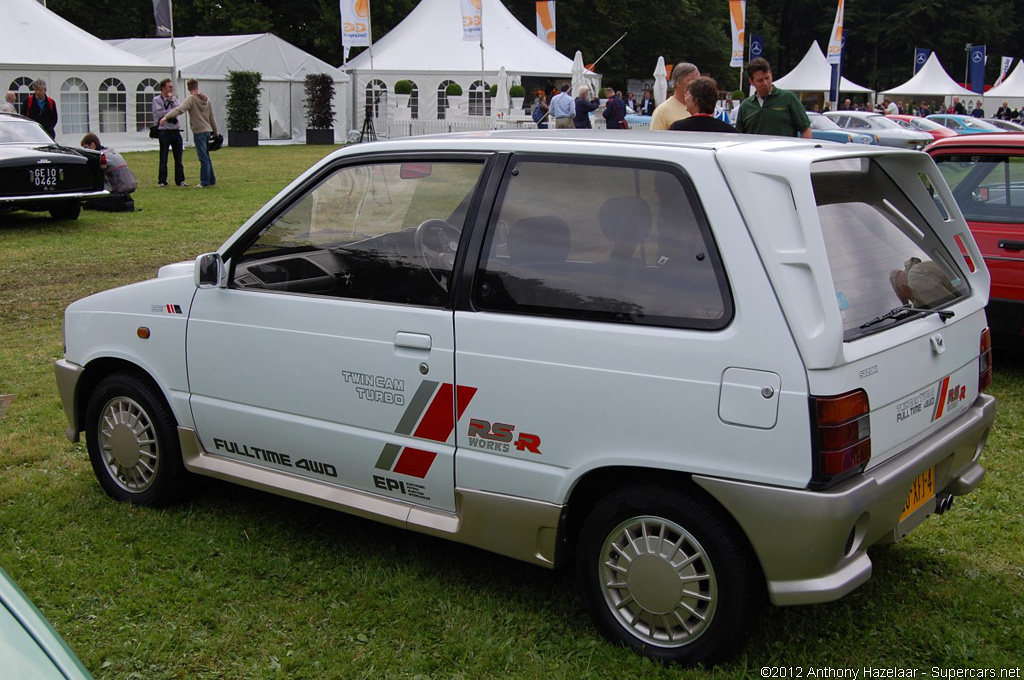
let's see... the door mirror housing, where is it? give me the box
[195,252,225,288]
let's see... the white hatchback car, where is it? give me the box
[56,130,996,665]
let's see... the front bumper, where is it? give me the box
[54,359,84,443]
[695,393,996,606]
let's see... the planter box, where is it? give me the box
[228,130,259,147]
[306,128,335,145]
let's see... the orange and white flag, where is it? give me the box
[826,0,844,65]
[340,0,370,47]
[729,1,745,68]
[536,2,556,49]
[462,0,482,41]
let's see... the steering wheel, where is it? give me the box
[414,218,462,291]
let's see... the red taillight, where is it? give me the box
[979,327,993,393]
[811,389,871,486]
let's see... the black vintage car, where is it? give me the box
[0,113,107,220]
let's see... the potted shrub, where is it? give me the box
[226,70,262,147]
[394,79,413,109]
[489,84,498,99]
[509,84,526,111]
[303,73,336,145]
[445,82,464,111]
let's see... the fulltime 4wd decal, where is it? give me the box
[894,374,967,423]
[373,381,477,494]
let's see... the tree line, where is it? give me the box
[49,0,1024,94]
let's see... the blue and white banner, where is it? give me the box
[969,45,986,94]
[152,0,172,38]
[749,34,764,61]
[340,0,371,47]
[994,56,1013,87]
[914,48,930,74]
[729,1,746,68]
[462,0,482,41]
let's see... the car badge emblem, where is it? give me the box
[36,159,52,164]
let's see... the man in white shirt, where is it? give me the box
[549,83,575,129]
[651,62,700,130]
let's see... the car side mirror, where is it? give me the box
[195,252,225,288]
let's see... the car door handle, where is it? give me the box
[998,239,1024,251]
[395,332,431,350]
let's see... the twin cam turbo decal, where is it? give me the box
[373,381,477,479]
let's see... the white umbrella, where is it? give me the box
[495,66,511,116]
[571,50,586,98]
[654,56,668,106]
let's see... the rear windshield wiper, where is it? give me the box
[860,305,955,329]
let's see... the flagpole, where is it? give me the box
[480,0,485,117]
[169,0,181,139]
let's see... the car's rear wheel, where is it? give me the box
[575,484,762,665]
[85,372,186,506]
[49,202,81,220]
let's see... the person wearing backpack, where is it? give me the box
[532,92,549,129]
[23,79,57,139]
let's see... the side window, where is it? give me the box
[232,160,486,307]
[474,158,732,329]
[935,154,1024,223]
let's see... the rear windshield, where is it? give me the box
[812,158,969,340]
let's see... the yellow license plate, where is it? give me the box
[900,468,935,521]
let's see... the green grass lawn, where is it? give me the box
[1,145,1022,679]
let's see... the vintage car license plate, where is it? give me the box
[30,167,64,188]
[900,467,935,521]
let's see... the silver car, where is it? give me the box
[823,111,933,149]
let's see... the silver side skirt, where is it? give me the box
[178,427,563,568]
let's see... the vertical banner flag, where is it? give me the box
[536,2,556,49]
[969,45,986,93]
[914,48,931,74]
[994,56,1013,87]
[749,35,764,61]
[729,1,746,68]
[826,0,844,65]
[462,0,482,42]
[152,0,172,37]
[340,0,371,47]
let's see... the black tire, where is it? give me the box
[49,202,81,220]
[84,372,186,506]
[575,484,763,666]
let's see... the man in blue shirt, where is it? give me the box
[550,83,574,129]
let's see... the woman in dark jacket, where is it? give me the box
[573,85,600,129]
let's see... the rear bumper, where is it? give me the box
[695,393,996,606]
[1,189,108,208]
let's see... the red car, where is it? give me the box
[928,132,1024,338]
[887,114,957,141]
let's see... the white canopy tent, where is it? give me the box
[112,35,350,142]
[773,42,873,96]
[882,52,974,98]
[983,61,1024,111]
[345,0,579,126]
[1,0,166,148]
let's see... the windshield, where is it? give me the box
[959,118,1002,131]
[869,116,903,129]
[812,158,968,340]
[912,118,945,131]
[0,117,56,144]
[810,115,842,131]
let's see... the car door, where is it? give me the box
[185,156,491,513]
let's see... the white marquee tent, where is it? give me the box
[983,60,1024,110]
[345,0,577,126]
[882,52,974,98]
[1,0,166,147]
[773,42,872,96]
[112,35,350,142]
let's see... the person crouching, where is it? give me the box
[80,133,137,212]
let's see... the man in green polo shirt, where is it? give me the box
[735,57,812,138]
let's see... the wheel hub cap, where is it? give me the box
[97,396,159,493]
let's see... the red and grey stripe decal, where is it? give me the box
[374,381,477,479]
[932,375,950,421]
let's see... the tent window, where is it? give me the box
[407,80,419,120]
[99,78,127,134]
[469,80,490,117]
[437,80,455,120]
[365,80,387,119]
[9,77,33,111]
[136,79,159,132]
[60,78,89,135]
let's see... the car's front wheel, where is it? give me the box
[85,372,186,506]
[49,202,81,220]
[575,484,763,666]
